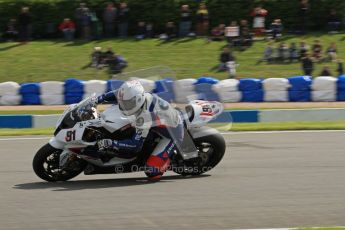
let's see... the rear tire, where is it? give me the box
[173,133,226,176]
[33,143,85,182]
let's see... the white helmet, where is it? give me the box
[117,80,146,116]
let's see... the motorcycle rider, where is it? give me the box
[93,80,184,180]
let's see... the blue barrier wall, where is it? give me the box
[0,115,32,128]
[212,110,259,123]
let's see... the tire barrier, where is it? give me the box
[1,75,345,105]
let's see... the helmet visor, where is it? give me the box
[118,96,137,112]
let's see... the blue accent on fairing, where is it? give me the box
[111,130,145,153]
[149,96,157,112]
[211,110,259,123]
[0,115,32,128]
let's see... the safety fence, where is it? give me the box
[1,76,345,105]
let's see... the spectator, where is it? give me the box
[79,5,91,40]
[239,19,252,48]
[270,19,283,40]
[91,11,102,40]
[103,2,117,38]
[326,42,337,62]
[165,22,177,41]
[179,4,192,37]
[210,24,225,41]
[196,3,209,36]
[251,5,268,37]
[91,47,103,68]
[312,40,322,61]
[146,23,154,38]
[299,0,309,34]
[337,62,344,76]
[299,41,309,59]
[59,18,76,40]
[136,21,146,40]
[3,19,18,41]
[261,42,274,63]
[327,9,341,33]
[118,2,130,38]
[74,3,89,38]
[18,7,32,42]
[289,42,299,62]
[219,47,235,71]
[302,53,314,76]
[320,66,332,76]
[225,21,240,46]
[278,43,289,62]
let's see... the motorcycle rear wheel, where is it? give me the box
[33,143,86,182]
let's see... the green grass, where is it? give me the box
[0,34,344,83]
[0,128,54,136]
[1,121,345,136]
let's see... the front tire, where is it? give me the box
[173,133,226,176]
[33,144,85,182]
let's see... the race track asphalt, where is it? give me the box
[1,131,345,230]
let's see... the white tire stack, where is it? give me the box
[263,78,290,102]
[83,80,107,99]
[212,79,241,102]
[0,81,21,105]
[311,76,337,102]
[173,78,198,103]
[40,81,65,105]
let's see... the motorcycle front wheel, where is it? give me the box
[32,143,86,182]
[173,133,226,176]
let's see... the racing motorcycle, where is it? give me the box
[33,94,226,182]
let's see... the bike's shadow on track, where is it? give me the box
[13,174,210,192]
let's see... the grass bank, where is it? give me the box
[0,34,344,83]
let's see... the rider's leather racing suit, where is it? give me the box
[96,90,184,179]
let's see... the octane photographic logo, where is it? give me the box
[119,165,214,174]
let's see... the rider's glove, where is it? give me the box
[97,139,114,150]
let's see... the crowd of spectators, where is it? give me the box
[259,40,339,64]
[1,1,344,78]
[2,1,344,42]
[258,39,342,77]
